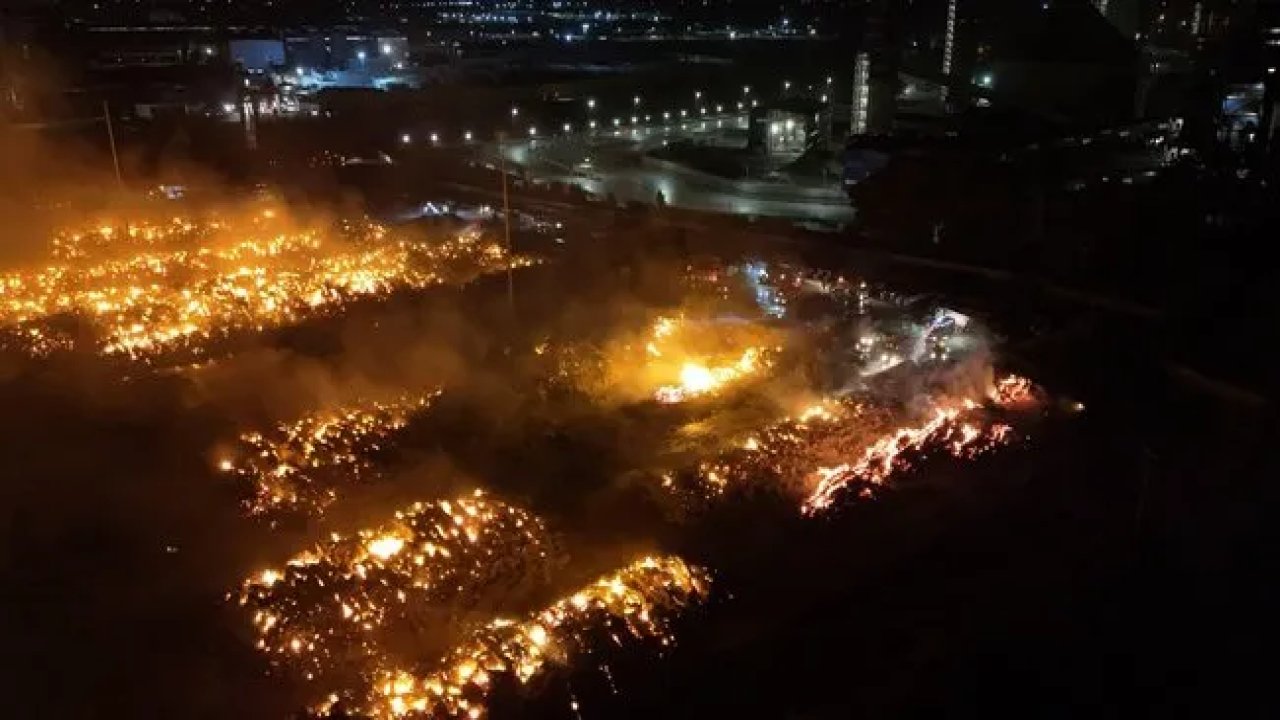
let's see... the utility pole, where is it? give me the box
[103,100,123,189]
[497,133,515,313]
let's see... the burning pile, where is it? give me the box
[989,374,1035,406]
[539,313,777,405]
[660,376,1034,514]
[237,490,555,695]
[800,400,1014,514]
[334,555,710,719]
[659,398,891,506]
[0,213,521,359]
[219,391,440,517]
[643,315,775,404]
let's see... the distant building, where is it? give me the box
[851,52,871,134]
[862,0,900,134]
[229,38,285,73]
[747,100,824,156]
[1264,2,1280,149]
[284,31,407,73]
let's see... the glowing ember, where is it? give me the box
[238,490,554,695]
[798,376,1033,514]
[220,391,440,516]
[801,405,1014,514]
[989,374,1034,405]
[659,396,883,504]
[335,555,710,719]
[0,214,523,359]
[655,375,1035,514]
[645,316,769,404]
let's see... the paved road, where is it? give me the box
[478,114,856,224]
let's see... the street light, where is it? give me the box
[742,85,750,95]
[783,80,791,90]
[510,106,519,117]
[715,104,723,112]
[680,109,688,117]
[401,133,412,144]
[529,126,537,137]
[464,130,473,141]
[589,119,597,129]
[357,50,367,61]
[736,101,743,110]
[826,76,833,84]
[563,122,571,133]
[630,115,637,123]
[663,111,670,120]
[633,95,641,106]
[820,94,828,102]
[694,90,702,100]
[430,132,439,143]
[587,97,596,109]
[612,117,620,127]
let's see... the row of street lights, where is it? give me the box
[401,111,746,147]
[402,75,839,147]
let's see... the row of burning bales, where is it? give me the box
[1,209,1040,718]
[215,311,1035,718]
[0,209,521,360]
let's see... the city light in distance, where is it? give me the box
[743,85,751,94]
[613,117,620,126]
[587,97,596,108]
[400,133,411,144]
[634,95,641,106]
[510,106,519,117]
[430,132,439,143]
[562,122,571,132]
[528,126,537,137]
[464,130,473,141]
